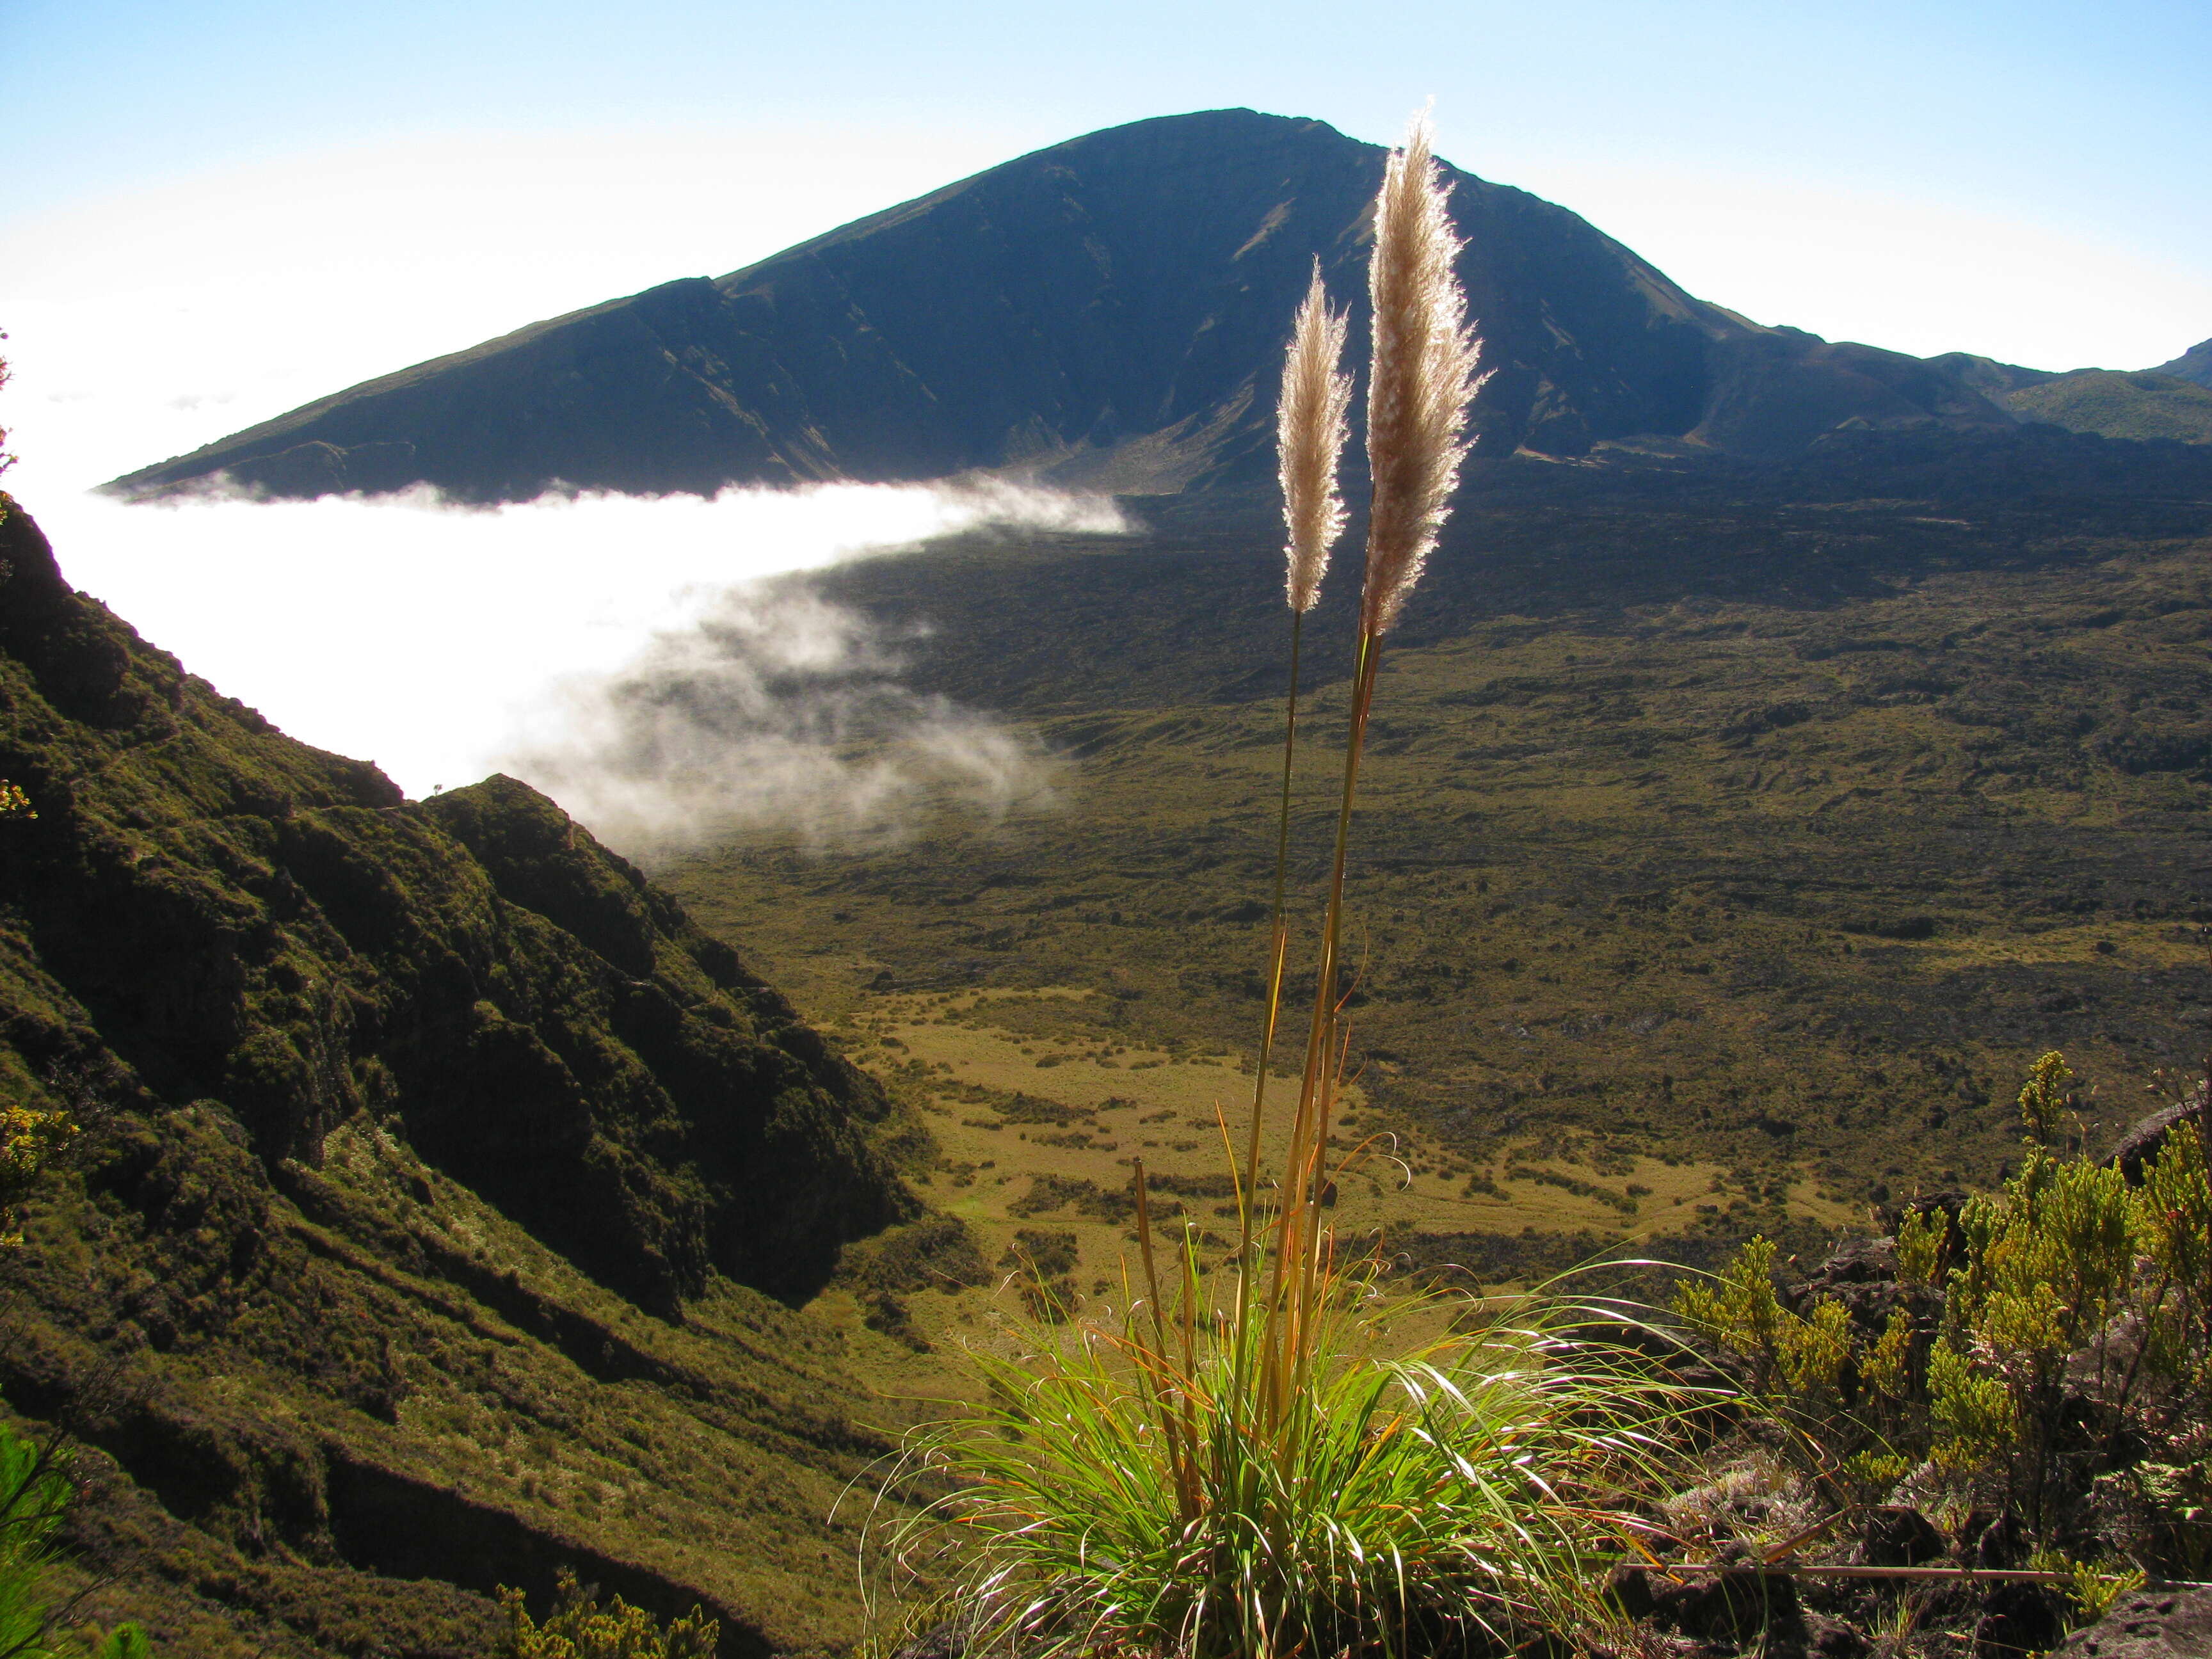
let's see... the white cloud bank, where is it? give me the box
[0,122,1023,502]
[32,481,1127,853]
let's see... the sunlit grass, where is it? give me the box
[897,1272,1693,1659]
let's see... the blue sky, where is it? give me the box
[9,0,2209,237]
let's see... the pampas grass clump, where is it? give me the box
[886,110,1696,1659]
[1278,260,1353,616]
[1359,111,1487,638]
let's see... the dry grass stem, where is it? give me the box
[1360,109,1489,637]
[1278,261,1353,614]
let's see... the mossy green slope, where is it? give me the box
[0,503,920,1658]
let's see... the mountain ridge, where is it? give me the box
[109,109,2046,503]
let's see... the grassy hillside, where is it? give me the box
[2005,368,2212,444]
[16,413,2212,1651]
[0,502,928,1659]
[2149,335,2212,388]
[657,431,2212,1309]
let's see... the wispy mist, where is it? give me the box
[502,583,1055,855]
[38,480,1126,852]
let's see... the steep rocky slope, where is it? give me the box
[109,110,2025,503]
[0,501,925,1657]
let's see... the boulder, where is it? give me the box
[2056,1588,2212,1658]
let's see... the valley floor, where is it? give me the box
[657,469,2212,1366]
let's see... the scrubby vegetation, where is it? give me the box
[1674,1050,2212,1594]
[678,433,2212,1279]
[499,1570,717,1659]
[2005,369,2212,446]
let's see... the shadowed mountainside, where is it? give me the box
[110,109,2042,503]
[0,501,931,1658]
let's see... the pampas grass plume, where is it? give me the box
[1278,261,1352,613]
[1361,109,1489,636]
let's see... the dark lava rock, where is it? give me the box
[890,1623,966,1659]
[2108,1088,2207,1182]
[2057,1588,2212,1657]
[1862,1504,1947,1567]
[1807,1235,1898,1286]
[1975,1582,2069,1657]
[1653,1570,1800,1644]
[1603,1564,1659,1620]
[1804,1615,1872,1658]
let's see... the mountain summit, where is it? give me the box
[111,109,2026,502]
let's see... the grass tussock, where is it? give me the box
[911,1278,1692,1659]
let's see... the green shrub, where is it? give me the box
[0,1103,74,1247]
[840,1215,991,1295]
[497,1569,717,1659]
[1679,1048,2212,1555]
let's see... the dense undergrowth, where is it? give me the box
[0,1416,149,1659]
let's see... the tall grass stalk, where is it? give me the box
[1237,262,1353,1266]
[899,112,1681,1659]
[1258,105,1487,1450]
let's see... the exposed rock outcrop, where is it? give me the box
[2055,1588,2212,1658]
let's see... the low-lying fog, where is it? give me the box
[31,481,1127,853]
